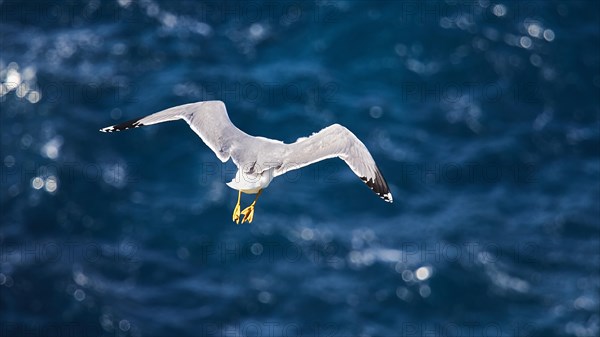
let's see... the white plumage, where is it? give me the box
[100,100,392,222]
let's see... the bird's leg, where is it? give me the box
[232,190,242,224]
[240,190,262,224]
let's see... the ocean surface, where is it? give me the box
[1,1,599,336]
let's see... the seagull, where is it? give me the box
[100,101,392,223]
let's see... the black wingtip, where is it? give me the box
[100,118,144,133]
[360,170,393,203]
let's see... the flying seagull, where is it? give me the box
[100,101,392,223]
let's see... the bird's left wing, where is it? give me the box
[99,100,248,162]
[275,124,393,202]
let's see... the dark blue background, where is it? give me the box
[1,1,599,336]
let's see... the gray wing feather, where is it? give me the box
[276,124,393,202]
[99,100,247,162]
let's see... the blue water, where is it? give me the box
[1,1,599,336]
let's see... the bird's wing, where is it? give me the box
[99,100,247,162]
[275,124,393,202]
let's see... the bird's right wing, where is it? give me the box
[99,100,247,162]
[276,124,393,202]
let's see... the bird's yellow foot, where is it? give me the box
[240,205,255,224]
[232,203,241,224]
